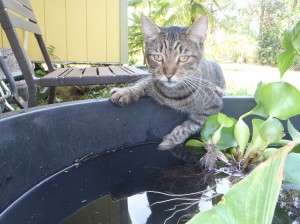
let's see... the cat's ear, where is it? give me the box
[141,14,161,41]
[186,15,208,43]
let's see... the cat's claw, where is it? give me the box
[109,88,131,106]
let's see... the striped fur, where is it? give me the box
[110,14,226,151]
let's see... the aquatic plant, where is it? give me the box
[185,19,300,223]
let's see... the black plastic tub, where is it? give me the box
[0,97,296,223]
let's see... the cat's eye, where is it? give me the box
[153,54,163,62]
[179,56,190,63]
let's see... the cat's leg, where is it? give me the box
[158,114,207,150]
[109,79,149,106]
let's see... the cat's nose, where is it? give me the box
[163,65,177,77]
[165,74,174,81]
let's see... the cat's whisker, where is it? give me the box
[181,80,199,102]
[183,79,217,103]
[186,76,217,88]
[187,76,218,87]
[184,78,214,92]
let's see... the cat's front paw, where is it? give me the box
[109,88,132,106]
[158,138,176,151]
[158,141,174,150]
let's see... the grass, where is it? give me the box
[221,63,300,95]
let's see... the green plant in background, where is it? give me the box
[47,45,60,61]
[129,0,300,66]
[185,19,300,223]
[35,69,46,78]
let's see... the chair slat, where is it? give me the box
[15,0,32,10]
[40,68,69,86]
[125,66,150,75]
[63,68,84,85]
[4,0,36,22]
[1,11,41,34]
[109,66,130,75]
[98,66,117,84]
[110,66,139,83]
[98,67,114,76]
[82,67,99,85]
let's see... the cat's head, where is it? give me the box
[141,14,208,87]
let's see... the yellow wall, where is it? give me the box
[0,0,127,64]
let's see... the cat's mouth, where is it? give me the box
[162,80,179,87]
[160,76,179,87]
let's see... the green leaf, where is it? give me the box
[260,82,300,120]
[290,20,300,54]
[277,49,295,78]
[187,142,296,224]
[201,114,237,151]
[259,118,285,144]
[287,120,300,142]
[234,118,250,156]
[291,143,300,153]
[185,139,206,155]
[251,119,265,142]
[245,104,268,119]
[263,148,278,160]
[278,20,300,78]
[212,127,222,145]
[284,153,300,187]
[243,119,268,159]
[282,30,293,49]
[217,113,234,128]
[254,81,265,104]
[201,114,219,142]
[217,124,238,151]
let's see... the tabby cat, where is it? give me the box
[110,14,226,152]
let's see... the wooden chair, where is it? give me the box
[0,0,150,107]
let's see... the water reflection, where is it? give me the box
[62,191,196,224]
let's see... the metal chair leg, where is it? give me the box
[48,86,56,104]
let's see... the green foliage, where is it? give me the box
[35,69,46,78]
[200,113,237,150]
[259,82,300,120]
[278,20,300,77]
[128,12,145,65]
[284,153,300,186]
[183,8,300,224]
[47,45,60,61]
[257,0,290,66]
[205,33,257,64]
[185,18,300,178]
[128,0,300,65]
[187,142,295,224]
[185,139,206,155]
